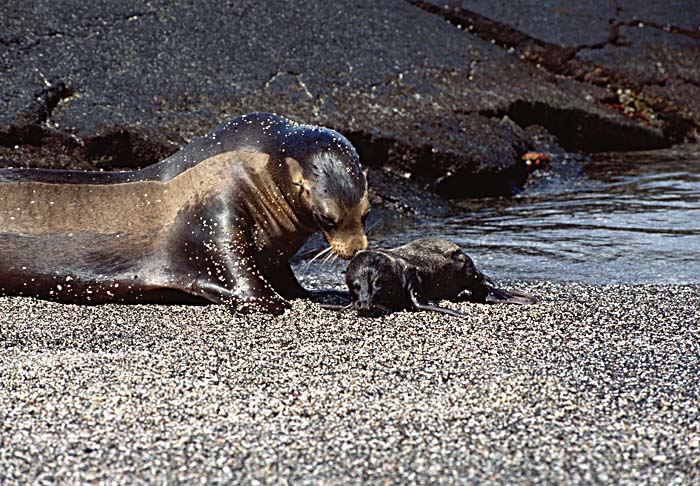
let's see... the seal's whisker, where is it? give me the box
[304,246,333,269]
[322,254,339,271]
[317,252,331,268]
[320,250,336,268]
[321,248,342,269]
[297,246,326,259]
[365,220,381,235]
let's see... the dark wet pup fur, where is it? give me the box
[334,237,535,317]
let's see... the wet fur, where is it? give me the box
[0,113,368,314]
[342,237,536,316]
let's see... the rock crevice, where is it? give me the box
[2,0,698,199]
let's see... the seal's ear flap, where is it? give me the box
[286,157,311,194]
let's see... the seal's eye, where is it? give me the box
[292,181,309,199]
[318,214,337,231]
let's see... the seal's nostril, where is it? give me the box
[350,239,367,256]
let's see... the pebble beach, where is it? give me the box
[1,282,698,484]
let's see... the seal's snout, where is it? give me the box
[329,233,368,260]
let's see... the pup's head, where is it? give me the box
[345,251,391,316]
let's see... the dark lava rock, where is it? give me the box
[418,0,700,144]
[574,25,700,135]
[0,0,696,200]
[435,0,618,47]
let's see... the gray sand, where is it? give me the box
[1,282,699,485]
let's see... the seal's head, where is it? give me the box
[214,112,370,259]
[285,127,369,260]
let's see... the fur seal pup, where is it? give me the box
[0,112,370,314]
[339,237,535,316]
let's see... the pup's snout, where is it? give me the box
[356,300,383,317]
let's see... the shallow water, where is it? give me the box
[296,145,700,286]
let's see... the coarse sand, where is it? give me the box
[1,282,699,485]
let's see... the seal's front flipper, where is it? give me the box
[192,277,291,315]
[485,285,537,305]
[456,289,473,301]
[232,296,291,315]
[186,237,292,315]
[266,262,309,299]
[228,268,292,315]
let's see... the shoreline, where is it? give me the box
[1,281,698,484]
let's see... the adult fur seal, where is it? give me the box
[338,237,535,316]
[0,112,370,314]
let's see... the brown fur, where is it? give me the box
[0,112,369,314]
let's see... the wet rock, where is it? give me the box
[365,168,453,217]
[1,0,696,201]
[431,1,617,47]
[418,0,700,145]
[616,0,700,32]
[573,24,700,138]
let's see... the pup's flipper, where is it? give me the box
[319,303,353,311]
[409,289,468,318]
[485,286,537,305]
[309,289,352,311]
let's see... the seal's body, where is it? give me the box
[344,238,535,316]
[0,113,369,314]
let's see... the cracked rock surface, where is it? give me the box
[1,283,699,484]
[2,0,697,198]
[417,1,700,147]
